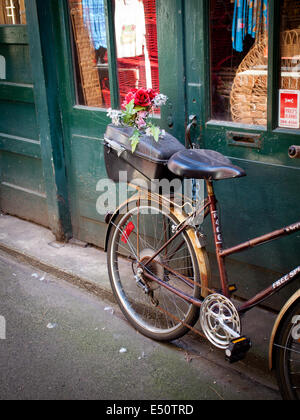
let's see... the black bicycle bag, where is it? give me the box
[104,124,185,187]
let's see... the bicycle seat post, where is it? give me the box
[206,180,230,298]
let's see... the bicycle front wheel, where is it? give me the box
[107,200,202,342]
[275,299,300,400]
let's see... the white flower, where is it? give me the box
[106,108,114,118]
[145,127,153,137]
[153,94,168,107]
[107,108,122,126]
[112,116,121,126]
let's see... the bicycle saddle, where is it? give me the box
[168,149,246,180]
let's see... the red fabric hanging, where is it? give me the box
[117,0,159,102]
[103,0,160,107]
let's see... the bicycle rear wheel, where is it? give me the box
[107,200,202,342]
[275,299,300,400]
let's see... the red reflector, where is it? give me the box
[121,222,135,244]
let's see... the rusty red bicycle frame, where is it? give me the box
[143,179,300,314]
[205,180,300,313]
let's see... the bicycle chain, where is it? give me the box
[155,302,207,340]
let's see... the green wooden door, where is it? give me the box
[0,22,49,227]
[185,0,300,310]
[51,0,187,248]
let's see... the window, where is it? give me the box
[114,0,159,109]
[68,0,110,108]
[278,0,300,129]
[210,0,268,126]
[0,0,26,24]
[68,0,160,109]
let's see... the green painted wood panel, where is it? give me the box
[156,0,187,141]
[0,23,49,229]
[0,44,32,83]
[0,183,49,226]
[0,26,28,44]
[0,81,34,103]
[0,133,41,158]
[0,101,39,139]
[0,150,46,194]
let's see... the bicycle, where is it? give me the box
[103,124,300,400]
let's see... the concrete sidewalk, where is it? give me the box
[0,214,280,394]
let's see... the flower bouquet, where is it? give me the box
[107,88,168,153]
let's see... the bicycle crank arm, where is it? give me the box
[218,319,241,340]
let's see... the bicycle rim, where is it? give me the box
[107,202,201,341]
[276,301,300,400]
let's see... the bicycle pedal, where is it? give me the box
[225,336,252,364]
[228,284,237,294]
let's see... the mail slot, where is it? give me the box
[227,131,262,149]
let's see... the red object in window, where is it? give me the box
[121,222,135,244]
[117,0,160,101]
[279,90,300,129]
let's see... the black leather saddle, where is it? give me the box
[168,149,246,180]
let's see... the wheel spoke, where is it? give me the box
[108,202,202,342]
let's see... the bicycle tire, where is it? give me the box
[275,299,300,400]
[107,199,204,342]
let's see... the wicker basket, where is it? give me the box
[230,38,268,126]
[231,31,300,125]
[69,1,103,108]
[281,29,300,58]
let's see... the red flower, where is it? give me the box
[122,91,136,109]
[147,89,158,101]
[134,88,151,107]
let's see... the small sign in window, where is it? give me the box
[279,90,300,129]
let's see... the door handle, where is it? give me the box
[185,115,198,149]
[289,145,300,159]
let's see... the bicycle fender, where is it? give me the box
[269,289,300,370]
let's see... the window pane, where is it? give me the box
[279,0,300,129]
[210,0,269,126]
[0,0,26,24]
[113,0,160,110]
[68,0,111,108]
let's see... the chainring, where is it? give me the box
[200,293,241,349]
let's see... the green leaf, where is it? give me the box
[126,99,135,114]
[122,100,138,125]
[134,106,146,112]
[151,125,161,142]
[130,130,141,153]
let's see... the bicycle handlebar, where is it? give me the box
[288,145,300,159]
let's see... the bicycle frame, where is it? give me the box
[142,179,300,315]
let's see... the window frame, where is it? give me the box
[205,0,299,136]
[65,0,119,111]
[66,0,162,112]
